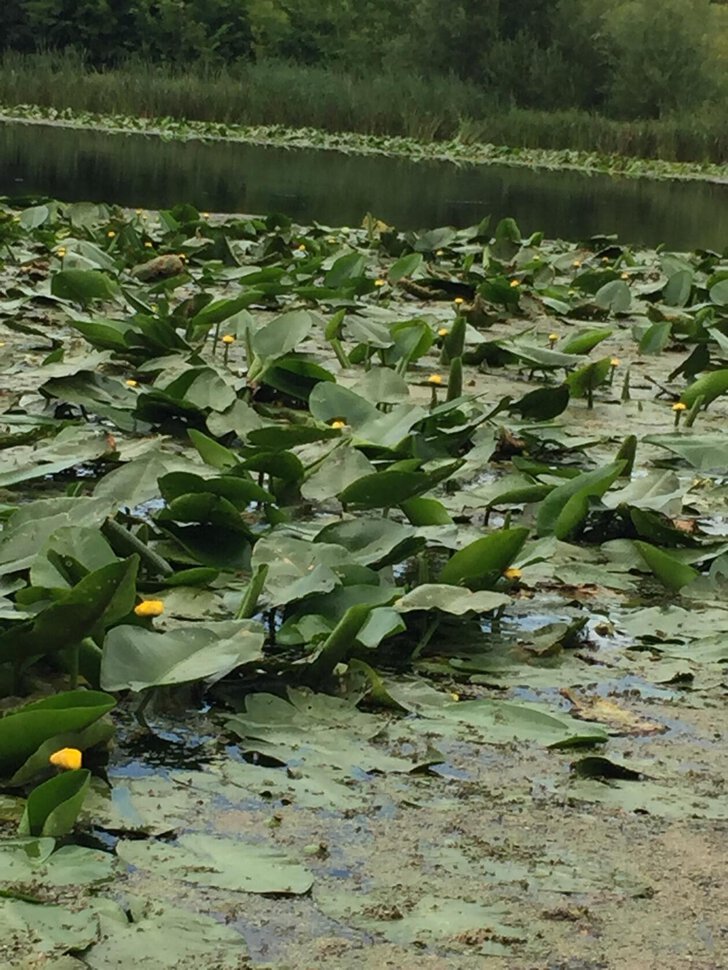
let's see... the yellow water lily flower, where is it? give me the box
[126,379,138,387]
[107,230,116,238]
[222,334,235,344]
[620,272,630,280]
[610,358,620,367]
[453,297,465,306]
[56,247,66,257]
[330,419,347,430]
[510,279,521,288]
[49,748,82,771]
[428,374,443,385]
[572,260,582,268]
[503,567,522,580]
[438,327,449,337]
[672,402,687,411]
[143,241,153,248]
[374,279,386,287]
[134,599,164,618]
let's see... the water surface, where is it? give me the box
[1,120,727,250]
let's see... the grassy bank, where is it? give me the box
[0,52,727,165]
[2,102,727,186]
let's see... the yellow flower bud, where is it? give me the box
[107,230,116,238]
[672,402,687,412]
[330,419,347,430]
[503,567,522,580]
[510,279,520,288]
[134,599,164,618]
[374,279,386,287]
[428,374,443,385]
[144,241,153,248]
[126,379,138,387]
[222,334,235,344]
[610,358,620,367]
[438,327,449,337]
[49,748,82,771]
[453,297,465,306]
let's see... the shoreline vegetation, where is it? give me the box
[2,102,727,187]
[0,45,725,180]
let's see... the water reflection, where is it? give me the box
[1,120,727,250]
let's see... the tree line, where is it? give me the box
[2,0,725,119]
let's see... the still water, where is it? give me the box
[1,120,727,251]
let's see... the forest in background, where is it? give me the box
[3,0,727,119]
[1,0,727,162]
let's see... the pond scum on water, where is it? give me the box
[0,198,727,966]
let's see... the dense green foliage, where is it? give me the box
[1,0,726,121]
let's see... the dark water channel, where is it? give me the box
[1,120,727,250]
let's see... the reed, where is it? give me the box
[0,51,725,164]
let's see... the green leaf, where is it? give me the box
[633,541,699,592]
[663,270,693,307]
[187,294,259,334]
[388,252,423,282]
[438,528,528,589]
[395,585,510,615]
[157,493,251,534]
[560,328,612,355]
[159,472,273,507]
[400,496,453,525]
[324,252,366,287]
[51,269,119,306]
[301,445,374,503]
[510,383,569,419]
[19,769,91,837]
[0,555,138,664]
[187,429,237,470]
[680,369,728,408]
[709,279,728,306]
[537,463,625,537]
[101,620,265,691]
[316,517,423,567]
[639,321,671,355]
[0,838,113,886]
[0,897,98,955]
[88,899,248,967]
[309,382,378,427]
[644,433,728,470]
[0,691,115,777]
[566,358,612,399]
[252,309,314,359]
[339,470,431,508]
[594,280,631,312]
[117,833,313,894]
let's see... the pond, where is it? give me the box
[1,119,727,251]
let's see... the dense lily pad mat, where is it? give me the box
[0,197,727,966]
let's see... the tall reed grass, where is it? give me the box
[0,51,726,164]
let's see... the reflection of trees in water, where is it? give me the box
[0,124,726,250]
